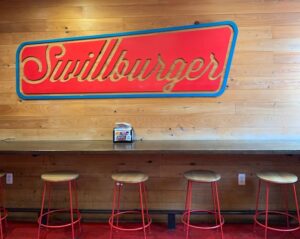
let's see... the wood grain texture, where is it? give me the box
[0,0,300,140]
[1,153,300,212]
[1,0,300,221]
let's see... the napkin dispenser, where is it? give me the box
[113,122,134,143]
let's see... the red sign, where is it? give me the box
[16,21,238,99]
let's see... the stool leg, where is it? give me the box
[184,181,189,232]
[292,184,300,229]
[110,182,118,239]
[214,182,224,239]
[264,182,270,239]
[0,177,6,238]
[0,177,3,239]
[46,183,52,228]
[184,180,192,232]
[139,183,147,239]
[254,179,261,232]
[185,181,192,239]
[211,182,218,228]
[37,182,47,239]
[0,213,3,239]
[116,183,122,227]
[73,180,81,234]
[68,181,75,239]
[142,182,151,232]
[283,185,290,228]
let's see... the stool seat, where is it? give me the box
[184,170,221,182]
[112,171,149,183]
[41,172,79,182]
[256,171,298,184]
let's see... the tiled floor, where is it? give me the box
[3,222,300,239]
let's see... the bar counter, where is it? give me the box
[0,140,300,154]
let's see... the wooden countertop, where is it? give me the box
[0,140,300,154]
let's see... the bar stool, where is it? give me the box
[254,171,300,239]
[0,173,8,239]
[37,172,81,239]
[182,170,224,239]
[109,171,151,239]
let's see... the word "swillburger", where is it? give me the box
[21,39,224,92]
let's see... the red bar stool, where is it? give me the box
[109,171,151,239]
[37,172,81,239]
[254,171,300,239]
[0,173,8,239]
[182,170,224,239]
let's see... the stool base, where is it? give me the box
[254,179,300,239]
[109,181,151,239]
[183,180,224,239]
[37,180,81,239]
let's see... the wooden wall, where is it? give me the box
[1,0,300,140]
[1,0,300,222]
[3,152,300,221]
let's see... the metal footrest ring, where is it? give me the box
[37,209,81,229]
[254,210,300,232]
[182,209,224,230]
[109,210,151,231]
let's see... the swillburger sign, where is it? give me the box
[16,21,238,100]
